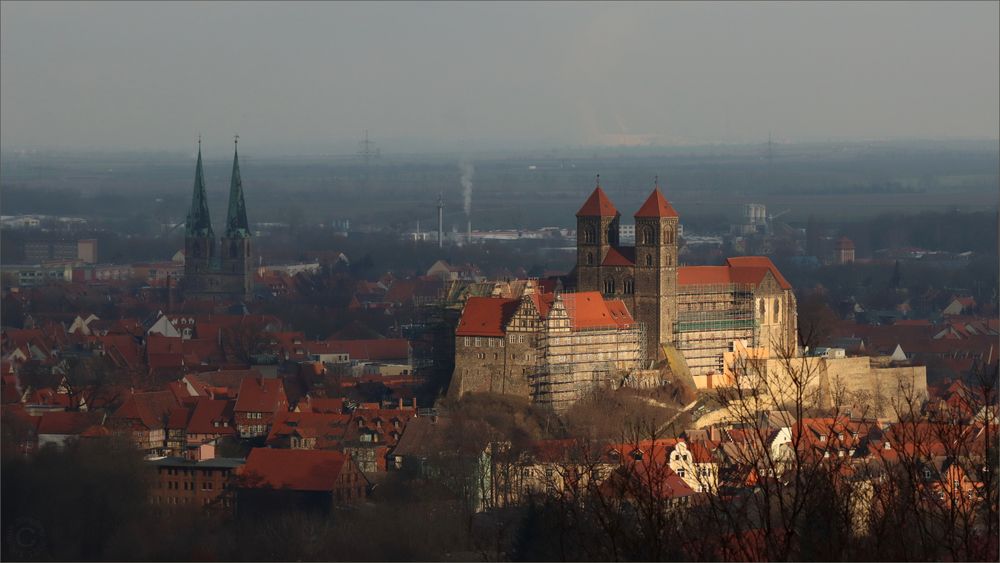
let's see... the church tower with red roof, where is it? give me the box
[574,178,681,357]
[576,177,621,296]
[633,180,680,354]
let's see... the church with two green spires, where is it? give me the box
[183,138,254,302]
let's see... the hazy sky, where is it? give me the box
[2,1,998,154]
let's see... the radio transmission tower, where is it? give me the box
[358,129,380,166]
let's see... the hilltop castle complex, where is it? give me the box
[450,181,801,408]
[183,140,254,302]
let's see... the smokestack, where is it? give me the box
[467,220,472,245]
[437,192,444,248]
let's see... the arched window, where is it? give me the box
[604,278,616,294]
[641,226,654,245]
[665,255,672,266]
[583,226,596,244]
[773,299,780,323]
[605,227,614,243]
[623,278,634,294]
[759,299,766,316]
[230,241,238,258]
[664,227,674,244]
[645,254,653,267]
[192,244,201,258]
[586,252,594,265]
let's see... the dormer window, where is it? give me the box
[820,435,827,442]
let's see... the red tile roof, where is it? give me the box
[112,390,179,430]
[455,297,521,337]
[561,292,635,330]
[602,246,636,267]
[166,406,193,430]
[576,186,619,217]
[677,257,791,290]
[266,411,352,448]
[234,377,287,414]
[634,188,679,218]
[298,397,346,414]
[241,448,349,492]
[186,398,236,435]
[725,256,792,290]
[37,411,102,435]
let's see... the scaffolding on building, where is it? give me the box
[529,292,647,412]
[673,282,758,377]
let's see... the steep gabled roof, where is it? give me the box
[602,246,636,266]
[725,256,792,290]
[186,398,236,435]
[112,390,179,430]
[234,377,287,414]
[576,186,619,217]
[634,188,679,218]
[560,292,635,330]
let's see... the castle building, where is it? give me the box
[183,139,254,302]
[449,286,643,411]
[449,179,800,406]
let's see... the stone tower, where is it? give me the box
[633,184,679,356]
[575,178,620,293]
[184,142,216,297]
[183,139,253,302]
[219,139,253,300]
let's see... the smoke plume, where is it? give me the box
[460,160,474,216]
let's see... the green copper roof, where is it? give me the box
[186,147,214,238]
[225,144,251,238]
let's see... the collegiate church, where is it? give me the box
[569,180,798,383]
[183,139,254,302]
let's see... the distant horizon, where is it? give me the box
[2,135,998,161]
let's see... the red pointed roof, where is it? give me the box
[576,187,619,217]
[634,188,678,218]
[602,246,636,266]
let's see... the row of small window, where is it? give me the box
[602,278,635,295]
[463,337,506,347]
[242,425,266,434]
[473,352,533,361]
[245,412,264,419]
[153,496,228,506]
[162,480,214,491]
[161,468,226,477]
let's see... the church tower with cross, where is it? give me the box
[183,137,254,302]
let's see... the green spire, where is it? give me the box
[225,136,251,238]
[186,141,214,238]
